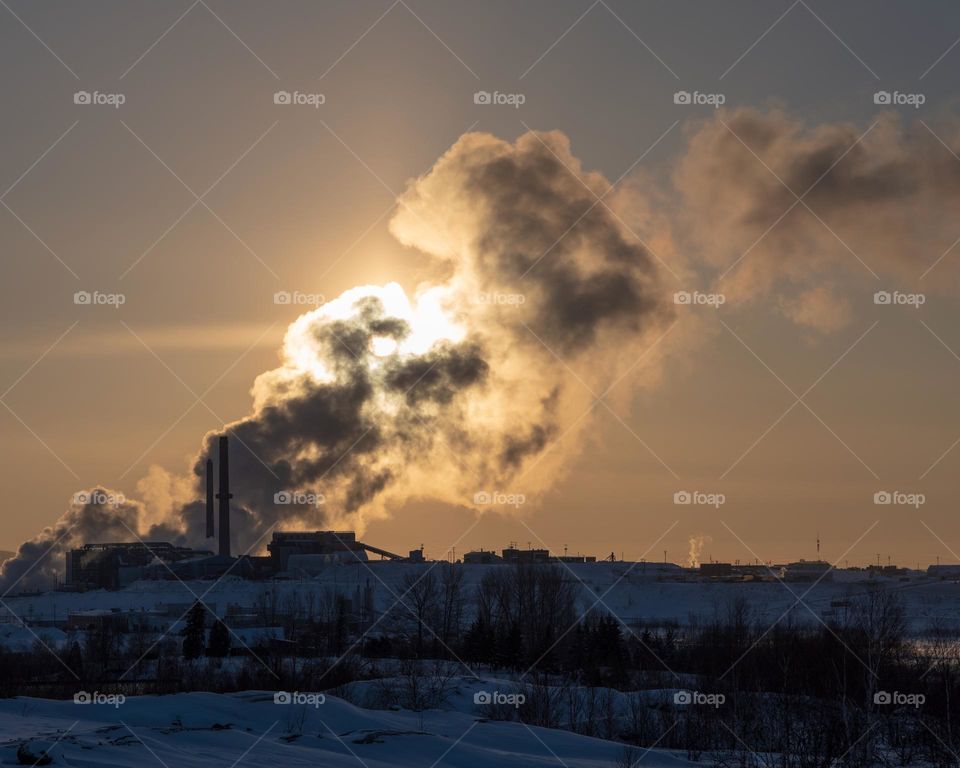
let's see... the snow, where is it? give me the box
[3,561,959,638]
[0,690,696,767]
[0,624,67,652]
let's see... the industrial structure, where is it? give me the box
[63,437,415,590]
[266,531,404,572]
[64,542,212,590]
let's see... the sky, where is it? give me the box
[2,0,960,573]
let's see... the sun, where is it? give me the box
[282,282,465,378]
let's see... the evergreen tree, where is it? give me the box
[495,622,523,670]
[464,616,494,665]
[206,618,231,657]
[64,640,84,682]
[182,602,206,660]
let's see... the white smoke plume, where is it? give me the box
[687,534,712,569]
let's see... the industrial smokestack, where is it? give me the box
[215,436,232,558]
[205,458,214,539]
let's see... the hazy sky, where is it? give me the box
[3,0,960,570]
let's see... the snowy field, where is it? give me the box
[4,561,960,637]
[0,688,696,768]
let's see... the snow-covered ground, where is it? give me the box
[4,561,960,635]
[0,689,696,768]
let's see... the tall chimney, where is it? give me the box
[215,436,232,558]
[205,458,214,538]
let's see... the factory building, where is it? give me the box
[782,559,833,582]
[65,542,212,590]
[502,547,551,564]
[463,550,502,564]
[267,531,405,575]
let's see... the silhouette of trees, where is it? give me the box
[206,619,231,657]
[182,602,206,660]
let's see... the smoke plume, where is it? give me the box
[673,108,960,307]
[687,534,712,569]
[1,130,671,591]
[6,109,958,591]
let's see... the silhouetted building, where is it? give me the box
[65,542,212,590]
[216,435,232,558]
[464,550,502,564]
[205,457,214,539]
[783,560,833,582]
[700,562,734,578]
[502,547,550,564]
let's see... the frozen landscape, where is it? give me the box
[0,687,697,768]
[4,560,960,641]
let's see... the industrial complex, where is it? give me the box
[58,437,949,592]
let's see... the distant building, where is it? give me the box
[502,547,550,564]
[407,549,425,563]
[927,564,960,579]
[267,531,405,574]
[782,560,833,582]
[65,542,212,590]
[267,531,368,571]
[700,562,734,578]
[464,550,502,564]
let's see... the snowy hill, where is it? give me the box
[0,691,695,768]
